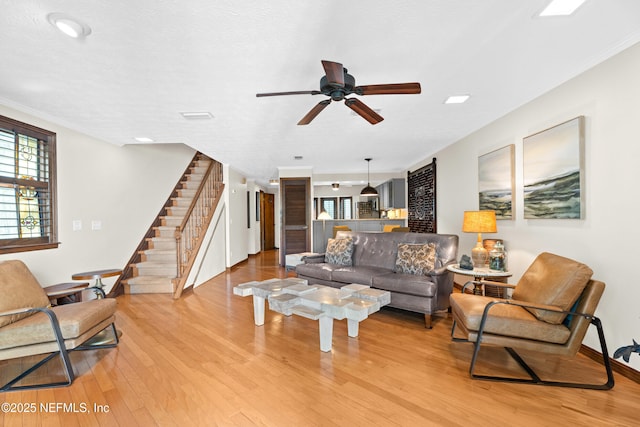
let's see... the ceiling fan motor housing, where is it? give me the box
[320,71,355,101]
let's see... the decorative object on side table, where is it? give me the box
[459,254,474,270]
[462,210,497,267]
[489,241,507,271]
[614,339,640,362]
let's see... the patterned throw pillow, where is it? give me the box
[324,238,354,266]
[395,243,436,275]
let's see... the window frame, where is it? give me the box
[319,197,337,219]
[0,115,59,254]
[339,196,353,219]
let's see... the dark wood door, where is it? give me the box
[260,192,275,250]
[280,178,310,266]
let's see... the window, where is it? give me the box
[320,197,337,219]
[340,197,353,219]
[0,115,58,254]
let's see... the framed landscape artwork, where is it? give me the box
[523,116,585,219]
[478,144,514,220]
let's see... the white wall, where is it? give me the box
[0,104,196,291]
[409,41,640,370]
[224,165,249,267]
[246,180,262,255]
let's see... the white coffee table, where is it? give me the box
[233,278,391,352]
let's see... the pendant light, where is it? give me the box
[360,158,378,196]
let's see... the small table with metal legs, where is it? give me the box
[72,268,123,296]
[447,264,512,297]
[71,268,123,344]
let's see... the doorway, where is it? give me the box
[260,191,275,251]
[279,178,311,266]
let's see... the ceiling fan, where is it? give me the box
[256,60,421,125]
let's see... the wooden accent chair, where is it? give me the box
[450,252,614,389]
[0,260,119,392]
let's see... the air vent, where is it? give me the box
[180,112,213,120]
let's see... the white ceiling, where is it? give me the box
[2,1,640,187]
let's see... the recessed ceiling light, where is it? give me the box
[134,137,154,143]
[180,112,213,120]
[444,95,471,104]
[539,0,587,16]
[47,13,92,39]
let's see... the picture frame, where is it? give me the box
[478,144,514,220]
[523,116,585,219]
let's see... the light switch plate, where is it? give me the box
[72,220,82,231]
[91,220,102,230]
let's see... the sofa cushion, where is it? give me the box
[512,252,593,325]
[324,237,354,266]
[331,265,391,286]
[0,298,117,350]
[373,272,437,297]
[394,243,436,275]
[450,293,571,344]
[0,260,51,328]
[295,263,342,282]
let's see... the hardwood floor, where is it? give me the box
[2,249,640,426]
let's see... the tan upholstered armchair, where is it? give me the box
[450,252,614,389]
[0,260,119,392]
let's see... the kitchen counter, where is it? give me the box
[312,219,406,253]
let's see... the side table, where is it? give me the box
[446,264,512,297]
[44,282,90,305]
[71,268,123,344]
[72,268,123,297]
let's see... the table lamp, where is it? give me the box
[462,210,497,267]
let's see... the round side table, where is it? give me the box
[447,264,512,296]
[72,268,123,297]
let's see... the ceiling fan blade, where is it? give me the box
[355,83,421,95]
[256,90,321,97]
[321,60,345,87]
[298,100,331,125]
[344,98,384,125]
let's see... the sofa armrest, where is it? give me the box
[428,266,450,277]
[303,253,326,264]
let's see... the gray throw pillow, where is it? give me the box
[324,238,353,266]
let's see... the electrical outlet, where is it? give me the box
[91,220,102,231]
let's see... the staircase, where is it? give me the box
[110,153,224,297]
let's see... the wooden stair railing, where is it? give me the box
[109,152,223,298]
[172,160,224,298]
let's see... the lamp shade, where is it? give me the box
[462,210,497,233]
[318,210,332,220]
[360,185,378,196]
[360,157,378,196]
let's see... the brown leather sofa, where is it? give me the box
[296,231,459,328]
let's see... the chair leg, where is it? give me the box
[468,316,615,390]
[76,323,120,350]
[1,309,75,392]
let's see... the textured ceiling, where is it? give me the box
[2,1,640,186]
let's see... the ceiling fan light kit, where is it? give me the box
[256,60,421,125]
